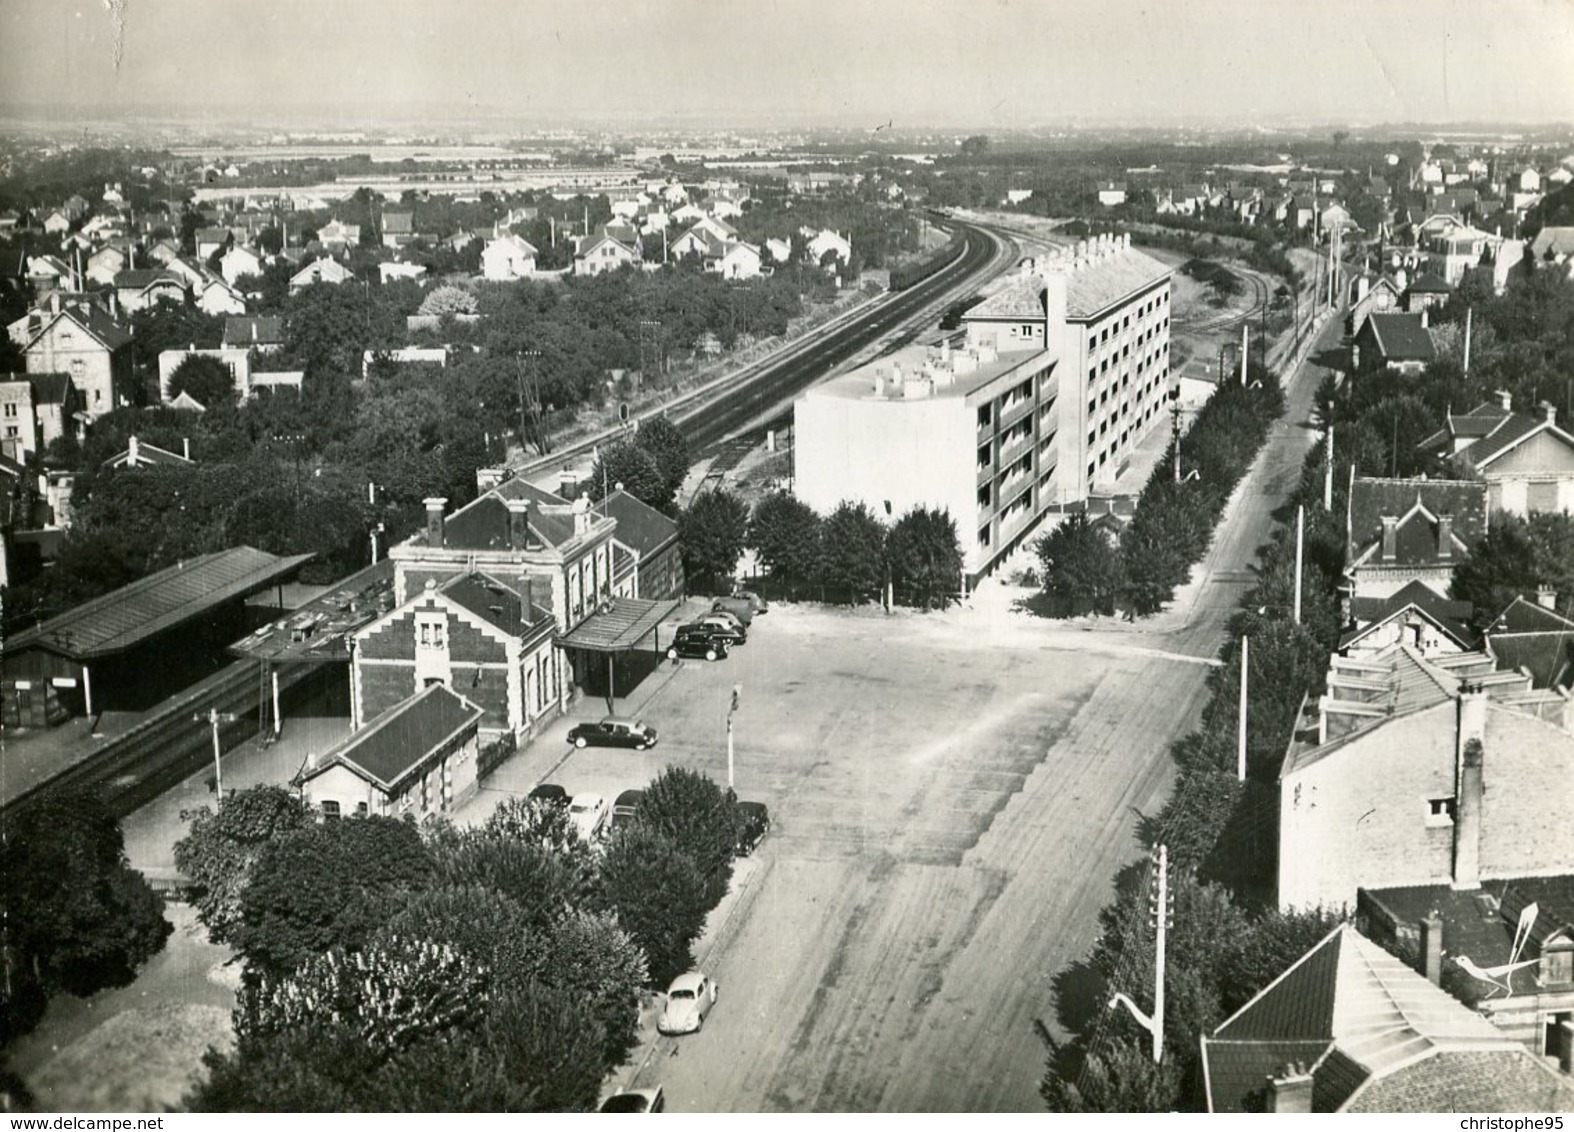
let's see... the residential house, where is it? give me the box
[26,255,74,297]
[1097,182,1127,207]
[380,209,416,249]
[690,215,739,243]
[1278,645,1573,912]
[298,683,484,822]
[1484,593,1574,692]
[289,257,355,292]
[1423,392,1574,516]
[350,572,562,743]
[573,231,639,277]
[41,210,70,236]
[806,229,852,265]
[481,233,538,281]
[1403,271,1452,314]
[1345,475,1486,600]
[1346,273,1404,338]
[0,373,80,460]
[145,238,181,265]
[102,434,193,470]
[1519,166,1543,194]
[1340,579,1477,660]
[112,269,188,314]
[221,316,285,354]
[377,261,427,284]
[84,245,128,286]
[1353,312,1436,374]
[22,304,132,418]
[595,488,683,600]
[0,378,37,460]
[218,244,266,286]
[764,237,793,265]
[715,241,761,280]
[192,270,247,316]
[194,227,231,260]
[1200,924,1574,1112]
[316,220,361,250]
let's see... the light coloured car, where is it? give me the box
[568,793,608,842]
[658,970,718,1035]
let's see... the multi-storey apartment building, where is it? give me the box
[794,232,1171,583]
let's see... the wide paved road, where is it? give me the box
[627,311,1347,1110]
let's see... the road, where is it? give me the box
[620,306,1348,1111]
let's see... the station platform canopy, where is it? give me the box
[556,597,680,654]
[230,560,396,665]
[6,546,314,662]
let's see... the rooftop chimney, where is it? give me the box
[505,498,531,551]
[1266,1063,1314,1114]
[1436,513,1453,560]
[1496,389,1512,412]
[1380,515,1399,562]
[559,472,578,500]
[1537,586,1557,610]
[1420,307,1429,329]
[423,496,448,547]
[1419,914,1444,985]
[1452,691,1486,892]
[573,493,591,536]
[128,434,140,466]
[1540,400,1557,426]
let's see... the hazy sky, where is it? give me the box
[1,0,1572,127]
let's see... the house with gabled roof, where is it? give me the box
[112,268,188,314]
[1346,272,1404,338]
[481,232,538,280]
[315,220,361,250]
[1484,593,1574,691]
[1340,579,1477,659]
[1402,271,1452,314]
[1423,392,1574,517]
[0,372,81,460]
[1353,312,1437,374]
[595,488,683,600]
[222,315,285,353]
[84,244,128,287]
[1344,475,1486,600]
[573,231,639,277]
[218,244,266,286]
[22,303,132,418]
[194,227,231,260]
[289,257,355,292]
[380,208,416,249]
[1530,226,1574,277]
[1201,924,1574,1111]
[1278,644,1573,913]
[102,434,193,471]
[298,683,485,822]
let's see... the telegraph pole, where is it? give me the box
[194,708,239,803]
[726,683,741,790]
[1293,504,1305,625]
[1323,426,1335,512]
[1111,843,1172,1064]
[1238,637,1249,782]
[1170,385,1183,484]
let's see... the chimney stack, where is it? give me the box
[1266,1063,1314,1114]
[128,434,140,466]
[1420,307,1429,329]
[423,497,448,547]
[1537,586,1557,610]
[1452,728,1485,892]
[1419,914,1444,985]
[505,498,531,551]
[1380,515,1399,562]
[1437,513,1453,560]
[1540,400,1557,426]
[572,493,591,536]
[1496,389,1512,413]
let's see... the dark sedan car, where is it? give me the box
[528,783,569,808]
[566,717,658,750]
[734,800,771,856]
[667,627,730,661]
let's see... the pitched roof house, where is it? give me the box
[1201,924,1574,1112]
[1484,593,1574,691]
[221,316,285,353]
[573,232,638,277]
[1340,579,1477,658]
[595,488,683,600]
[1345,476,1487,600]
[289,257,355,292]
[1422,393,1574,517]
[481,233,538,281]
[1354,312,1437,373]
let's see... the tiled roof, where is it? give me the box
[1349,477,1485,566]
[1406,271,1452,293]
[381,210,415,234]
[223,316,285,346]
[596,488,678,559]
[309,683,482,791]
[1487,597,1574,688]
[1203,925,1554,1113]
[441,572,552,640]
[1065,248,1171,319]
[1530,226,1574,259]
[1492,595,1574,634]
[31,305,134,352]
[1365,313,1437,362]
[1342,579,1477,651]
[1456,414,1573,472]
[434,487,576,551]
[112,269,183,291]
[964,277,1046,321]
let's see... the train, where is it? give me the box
[888,214,967,292]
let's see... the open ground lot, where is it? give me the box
[515,598,1219,1111]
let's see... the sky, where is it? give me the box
[1,0,1572,128]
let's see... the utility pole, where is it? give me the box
[726,683,741,790]
[1323,426,1335,512]
[194,708,239,803]
[1170,386,1183,484]
[1238,637,1249,782]
[1110,843,1172,1064]
[1293,504,1305,625]
[1463,306,1473,379]
[1239,322,1249,386]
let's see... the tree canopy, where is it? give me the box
[680,488,750,592]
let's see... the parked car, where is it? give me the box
[611,788,645,826]
[568,793,608,842]
[709,595,756,626]
[734,800,771,856]
[599,1087,665,1112]
[658,970,718,1035]
[684,613,746,644]
[528,783,569,808]
[667,626,730,661]
[567,717,658,751]
[730,588,769,615]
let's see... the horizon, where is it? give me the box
[2,0,1572,133]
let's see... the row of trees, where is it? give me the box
[671,488,964,609]
[1036,372,1286,617]
[173,766,742,1111]
[0,789,172,1044]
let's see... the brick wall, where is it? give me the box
[359,609,418,660]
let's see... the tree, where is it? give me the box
[532,909,648,1070]
[173,785,313,946]
[586,441,666,507]
[1035,512,1125,614]
[748,491,822,586]
[633,766,738,911]
[886,506,962,609]
[482,794,585,857]
[167,352,239,408]
[234,817,433,978]
[428,830,595,932]
[1452,511,1574,620]
[417,284,479,318]
[634,416,691,503]
[680,488,749,592]
[817,500,887,601]
[960,135,990,157]
[597,825,710,987]
[0,788,171,1040]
